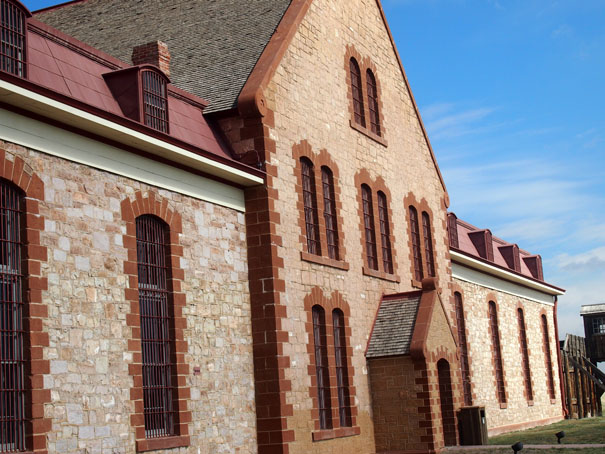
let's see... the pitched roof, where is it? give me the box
[36,0,293,113]
[366,292,421,359]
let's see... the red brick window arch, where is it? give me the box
[301,157,321,256]
[541,314,556,401]
[321,166,339,260]
[0,180,26,451]
[422,211,435,277]
[361,184,378,270]
[366,69,380,136]
[141,69,169,133]
[377,191,393,274]
[454,292,472,406]
[312,305,332,430]
[488,301,506,404]
[517,308,534,402]
[349,58,366,128]
[0,0,29,78]
[408,206,423,281]
[332,309,351,427]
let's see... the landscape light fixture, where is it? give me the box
[555,431,565,444]
[511,441,523,453]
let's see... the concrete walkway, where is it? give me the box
[444,444,605,450]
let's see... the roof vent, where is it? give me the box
[499,244,520,272]
[132,41,171,78]
[523,255,543,280]
[468,229,493,261]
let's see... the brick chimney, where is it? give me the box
[132,41,171,78]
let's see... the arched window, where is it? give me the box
[141,69,169,133]
[517,308,533,402]
[136,215,176,438]
[321,166,339,261]
[422,211,435,277]
[437,359,456,446]
[301,158,321,256]
[488,301,506,404]
[409,206,423,281]
[366,69,380,136]
[0,0,28,78]
[0,180,26,451]
[541,314,556,400]
[312,305,332,430]
[377,191,393,274]
[361,184,377,270]
[455,292,472,406]
[349,58,366,127]
[332,309,351,427]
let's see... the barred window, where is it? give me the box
[301,158,321,256]
[312,305,332,430]
[541,315,556,400]
[488,301,506,404]
[332,309,351,427]
[593,317,605,335]
[377,191,393,274]
[0,0,27,78]
[409,206,423,281]
[0,180,26,452]
[517,309,534,402]
[455,292,472,406]
[349,58,366,127]
[366,69,380,136]
[422,211,435,277]
[361,185,378,270]
[141,69,169,133]
[136,215,176,438]
[321,166,339,261]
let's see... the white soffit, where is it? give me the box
[0,108,247,212]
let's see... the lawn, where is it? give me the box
[488,416,605,446]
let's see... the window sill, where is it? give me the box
[411,278,422,289]
[301,251,350,271]
[527,400,534,407]
[550,398,557,405]
[136,435,190,452]
[362,266,400,283]
[312,426,360,442]
[499,403,508,409]
[349,120,388,147]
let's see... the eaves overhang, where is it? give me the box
[0,75,264,187]
[450,248,565,296]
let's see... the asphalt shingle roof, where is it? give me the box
[366,293,421,359]
[37,0,293,113]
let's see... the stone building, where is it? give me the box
[448,214,566,435]
[0,0,566,453]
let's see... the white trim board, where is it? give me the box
[452,262,555,306]
[0,108,247,212]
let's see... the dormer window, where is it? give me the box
[141,69,169,133]
[0,0,30,78]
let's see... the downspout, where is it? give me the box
[553,296,569,418]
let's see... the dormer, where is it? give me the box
[523,255,544,280]
[498,244,520,272]
[0,0,31,78]
[103,65,170,133]
[468,229,493,261]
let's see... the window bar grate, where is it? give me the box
[0,0,26,78]
[332,310,351,427]
[489,302,506,404]
[517,309,534,402]
[312,306,332,430]
[136,215,175,439]
[455,293,472,406]
[0,180,25,453]
[409,207,423,281]
[366,70,380,136]
[301,158,321,256]
[541,315,556,400]
[361,185,378,270]
[349,59,366,127]
[422,212,435,277]
[321,167,339,261]
[377,192,392,274]
[142,70,169,133]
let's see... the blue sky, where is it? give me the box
[24,1,605,338]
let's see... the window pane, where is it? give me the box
[349,59,366,127]
[312,306,332,430]
[517,309,534,402]
[377,192,392,274]
[0,1,27,78]
[361,185,378,270]
[541,315,555,400]
[332,310,351,427]
[321,167,339,260]
[301,158,321,256]
[142,70,169,133]
[366,70,381,136]
[489,302,506,404]
[455,293,472,406]
[409,207,423,281]
[422,212,435,277]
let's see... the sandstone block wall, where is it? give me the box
[1,140,257,454]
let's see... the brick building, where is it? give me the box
[0,0,566,453]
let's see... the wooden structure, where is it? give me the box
[581,304,605,363]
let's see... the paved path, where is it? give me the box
[444,444,605,450]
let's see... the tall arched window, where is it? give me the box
[377,191,393,274]
[488,301,506,404]
[332,309,351,427]
[517,308,533,402]
[0,180,26,451]
[301,158,321,255]
[349,58,366,127]
[312,305,332,430]
[361,184,378,270]
[422,211,435,277]
[321,166,339,261]
[455,292,472,406]
[0,0,28,78]
[141,69,169,133]
[136,215,176,438]
[366,69,381,136]
[409,206,423,281]
[541,314,556,400]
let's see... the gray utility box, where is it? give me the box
[458,406,488,445]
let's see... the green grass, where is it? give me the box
[487,417,605,445]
